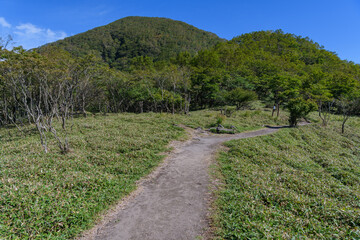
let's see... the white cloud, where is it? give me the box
[16,23,42,35]
[0,17,11,28]
[0,17,67,49]
[13,23,67,49]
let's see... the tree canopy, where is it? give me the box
[40,16,224,70]
[2,23,360,152]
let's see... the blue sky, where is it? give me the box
[1,0,360,63]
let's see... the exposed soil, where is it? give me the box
[79,127,281,240]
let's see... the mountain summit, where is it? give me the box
[43,16,223,69]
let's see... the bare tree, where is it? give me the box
[2,47,80,153]
[8,53,50,152]
[318,100,334,126]
[0,35,13,50]
[337,97,359,134]
[45,79,76,153]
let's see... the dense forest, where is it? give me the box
[40,16,223,70]
[1,17,360,152]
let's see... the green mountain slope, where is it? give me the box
[42,16,223,69]
[214,118,360,239]
[187,29,360,109]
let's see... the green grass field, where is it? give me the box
[0,109,288,239]
[213,116,360,239]
[0,113,185,239]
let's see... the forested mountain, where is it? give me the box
[190,30,360,108]
[3,20,360,239]
[40,16,223,69]
[3,22,360,151]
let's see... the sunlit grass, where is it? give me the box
[0,108,284,239]
[0,113,184,239]
[213,116,360,239]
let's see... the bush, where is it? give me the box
[216,114,226,125]
[287,98,317,126]
[226,88,258,110]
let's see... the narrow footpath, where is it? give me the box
[82,127,280,240]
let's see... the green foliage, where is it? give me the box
[207,30,360,109]
[226,88,258,109]
[41,16,223,70]
[35,23,360,124]
[3,17,360,238]
[179,109,288,131]
[216,114,226,125]
[214,121,360,239]
[287,98,317,126]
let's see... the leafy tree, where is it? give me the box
[3,23,360,148]
[287,98,317,126]
[40,16,223,70]
[311,82,334,126]
[226,88,257,110]
[336,95,360,134]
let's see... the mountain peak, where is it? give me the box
[42,16,223,69]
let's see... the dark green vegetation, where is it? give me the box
[41,16,223,70]
[214,116,360,239]
[3,20,360,133]
[41,24,360,129]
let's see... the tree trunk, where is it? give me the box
[2,91,8,124]
[36,123,48,153]
[139,101,144,113]
[82,94,87,117]
[184,94,191,114]
[172,83,176,115]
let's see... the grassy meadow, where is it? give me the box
[213,115,360,239]
[0,108,287,239]
[4,106,359,239]
[0,113,185,239]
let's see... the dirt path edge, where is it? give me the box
[76,126,197,240]
[77,124,309,239]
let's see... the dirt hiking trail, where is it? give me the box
[80,127,282,240]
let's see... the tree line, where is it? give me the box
[1,30,360,152]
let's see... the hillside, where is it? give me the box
[214,116,360,239]
[0,110,288,239]
[2,26,360,238]
[1,108,360,239]
[188,30,360,111]
[41,16,223,69]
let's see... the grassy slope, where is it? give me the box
[0,109,287,239]
[0,113,184,239]
[171,107,289,132]
[214,117,360,239]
